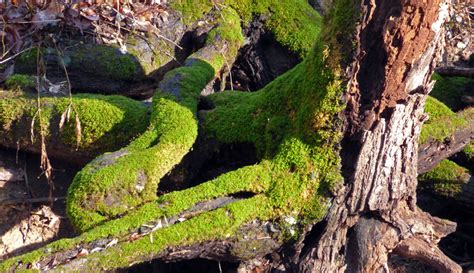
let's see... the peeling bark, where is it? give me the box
[298,0,461,272]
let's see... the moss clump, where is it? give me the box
[0,94,149,156]
[171,0,321,58]
[463,141,474,160]
[420,96,471,144]
[4,74,36,91]
[68,44,144,81]
[419,160,471,198]
[431,73,473,110]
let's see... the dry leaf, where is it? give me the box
[74,113,82,148]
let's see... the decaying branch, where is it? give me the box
[436,66,474,78]
[418,123,473,174]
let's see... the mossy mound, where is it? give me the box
[4,74,36,91]
[419,160,471,198]
[0,93,149,161]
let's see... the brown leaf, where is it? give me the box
[58,106,70,131]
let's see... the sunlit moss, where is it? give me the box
[420,96,471,144]
[171,0,322,58]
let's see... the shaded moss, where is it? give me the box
[431,73,473,110]
[419,160,471,198]
[68,44,143,81]
[15,45,144,82]
[464,141,474,160]
[4,74,35,91]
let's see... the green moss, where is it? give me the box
[419,160,470,198]
[4,74,36,90]
[0,2,351,270]
[171,0,321,58]
[0,94,148,154]
[431,73,473,110]
[464,141,474,159]
[66,7,244,233]
[420,96,470,144]
[69,44,143,81]
[15,45,144,82]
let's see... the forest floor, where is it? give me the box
[0,0,473,272]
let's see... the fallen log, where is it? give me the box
[435,66,474,78]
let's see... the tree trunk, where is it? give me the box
[298,0,461,272]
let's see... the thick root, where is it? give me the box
[66,6,244,233]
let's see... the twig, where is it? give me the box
[1,197,66,205]
[0,19,62,24]
[151,29,183,50]
[0,46,36,65]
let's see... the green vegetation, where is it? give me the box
[420,96,472,144]
[431,73,473,110]
[419,160,470,198]
[66,7,245,232]
[15,45,145,82]
[171,0,322,57]
[0,94,148,155]
[464,141,474,160]
[0,2,354,270]
[4,74,36,91]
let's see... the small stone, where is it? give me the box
[455,15,462,23]
[456,41,466,49]
[284,216,297,225]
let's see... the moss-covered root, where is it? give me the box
[66,7,244,233]
[0,163,271,272]
[0,158,325,272]
[0,93,148,163]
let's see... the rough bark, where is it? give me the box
[298,0,461,272]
